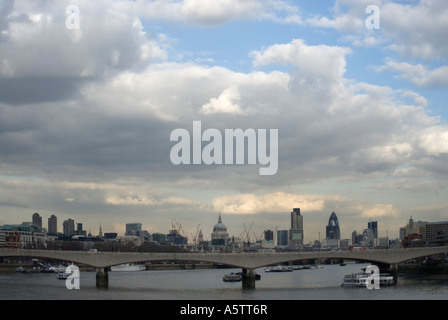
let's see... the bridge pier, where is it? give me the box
[241,268,256,289]
[390,264,398,285]
[96,267,109,288]
[378,263,398,285]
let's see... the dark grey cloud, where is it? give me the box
[0,76,88,105]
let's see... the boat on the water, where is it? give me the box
[48,265,66,273]
[57,272,71,279]
[111,263,146,272]
[222,272,241,282]
[341,269,394,287]
[264,265,293,272]
[222,272,261,282]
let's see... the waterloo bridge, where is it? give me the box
[1,246,447,289]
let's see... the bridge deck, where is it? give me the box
[1,247,447,269]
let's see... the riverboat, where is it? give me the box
[341,271,394,287]
[111,263,146,272]
[264,265,293,272]
[57,272,71,279]
[222,272,241,282]
[222,272,261,282]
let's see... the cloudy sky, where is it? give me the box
[1,0,447,244]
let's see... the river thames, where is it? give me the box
[1,263,447,300]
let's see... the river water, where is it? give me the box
[1,262,447,301]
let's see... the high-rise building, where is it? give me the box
[368,221,378,238]
[277,230,289,246]
[264,230,274,241]
[48,215,57,234]
[126,223,142,236]
[326,212,340,240]
[32,213,42,228]
[290,208,303,246]
[63,218,75,236]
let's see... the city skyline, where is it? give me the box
[1,1,448,244]
[8,209,411,246]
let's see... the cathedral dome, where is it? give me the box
[213,214,227,232]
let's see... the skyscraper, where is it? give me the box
[368,221,378,238]
[326,212,340,240]
[48,215,57,234]
[63,218,75,236]
[126,223,142,236]
[277,230,289,246]
[32,213,42,228]
[290,208,303,246]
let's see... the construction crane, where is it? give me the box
[193,224,200,245]
[172,218,188,243]
[242,220,254,244]
[253,231,264,242]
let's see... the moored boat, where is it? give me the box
[264,265,293,272]
[111,263,146,272]
[341,270,394,287]
[57,272,71,279]
[222,272,241,282]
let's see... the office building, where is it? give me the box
[326,212,340,240]
[290,208,303,246]
[368,221,378,238]
[48,215,57,234]
[63,219,75,236]
[126,223,142,236]
[32,213,42,228]
[277,230,289,246]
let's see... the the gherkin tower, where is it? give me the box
[326,212,340,240]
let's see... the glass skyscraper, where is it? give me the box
[326,212,340,240]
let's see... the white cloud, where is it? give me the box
[119,0,303,26]
[180,0,303,25]
[376,59,448,88]
[200,86,246,115]
[362,204,400,218]
[212,192,326,214]
[417,127,448,156]
[251,39,351,85]
[83,62,290,121]
[307,0,448,61]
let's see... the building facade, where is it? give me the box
[48,215,57,235]
[0,224,46,248]
[32,213,42,228]
[326,212,340,240]
[63,219,75,236]
[290,208,303,246]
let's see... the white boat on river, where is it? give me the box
[111,263,146,272]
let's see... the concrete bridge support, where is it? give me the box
[241,268,256,289]
[96,267,109,288]
[378,263,398,285]
[390,264,398,285]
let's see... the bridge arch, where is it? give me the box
[1,247,447,288]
